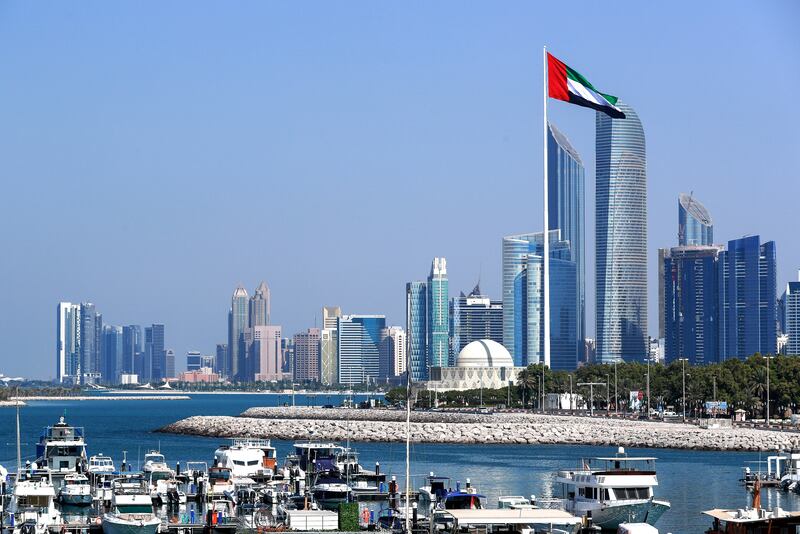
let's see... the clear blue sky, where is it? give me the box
[1,1,798,379]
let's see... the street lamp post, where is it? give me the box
[606,374,610,416]
[679,358,687,423]
[766,355,772,427]
[569,374,573,413]
[614,360,618,416]
[578,382,606,417]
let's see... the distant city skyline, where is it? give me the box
[3,2,799,378]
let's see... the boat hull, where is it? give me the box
[101,513,161,534]
[589,499,670,530]
[59,493,94,506]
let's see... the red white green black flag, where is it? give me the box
[547,52,625,119]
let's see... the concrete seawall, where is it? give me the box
[158,408,800,451]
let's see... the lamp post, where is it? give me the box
[679,358,687,423]
[614,360,618,416]
[578,382,606,417]
[766,355,772,427]
[606,374,610,416]
[569,374,573,414]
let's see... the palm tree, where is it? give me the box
[750,366,768,418]
[516,369,537,409]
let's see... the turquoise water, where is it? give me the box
[0,393,795,533]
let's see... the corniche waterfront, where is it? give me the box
[2,393,798,533]
[159,406,800,452]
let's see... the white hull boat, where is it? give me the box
[101,512,161,534]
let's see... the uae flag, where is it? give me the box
[547,52,625,119]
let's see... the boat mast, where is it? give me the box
[16,391,22,481]
[404,367,411,533]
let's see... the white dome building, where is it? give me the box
[456,340,514,368]
[428,339,524,392]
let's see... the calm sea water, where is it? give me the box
[0,393,794,533]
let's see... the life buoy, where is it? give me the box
[361,508,370,524]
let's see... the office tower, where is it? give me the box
[719,236,777,359]
[144,324,166,382]
[281,338,294,375]
[406,281,428,380]
[322,306,342,329]
[294,328,321,381]
[657,248,668,340]
[228,285,249,380]
[247,325,282,381]
[784,272,800,355]
[79,303,99,383]
[663,246,723,365]
[502,231,577,369]
[215,344,227,376]
[319,329,338,386]
[547,122,586,366]
[94,312,103,381]
[450,284,503,361]
[337,315,386,385]
[186,351,203,372]
[164,349,175,379]
[101,325,123,384]
[678,193,713,246]
[56,302,81,383]
[595,101,647,363]
[122,325,142,375]
[427,258,449,369]
[380,326,406,378]
[250,281,271,327]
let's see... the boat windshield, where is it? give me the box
[117,504,153,514]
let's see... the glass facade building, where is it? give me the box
[228,285,249,380]
[678,193,713,246]
[56,302,81,383]
[427,258,449,369]
[783,275,800,356]
[450,285,503,362]
[548,122,585,363]
[406,281,428,380]
[718,236,777,359]
[663,246,722,365]
[337,315,386,385]
[595,101,648,363]
[502,230,577,369]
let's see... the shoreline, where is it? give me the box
[11,395,190,401]
[158,407,800,452]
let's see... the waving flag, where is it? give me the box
[547,52,625,119]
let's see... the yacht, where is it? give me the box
[554,447,671,530]
[141,451,173,498]
[309,476,351,510]
[6,470,62,534]
[102,476,160,534]
[34,417,87,475]
[213,438,277,481]
[57,473,93,506]
[89,454,116,475]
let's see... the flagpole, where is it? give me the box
[542,45,551,368]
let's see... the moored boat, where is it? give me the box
[554,447,670,530]
[57,472,92,506]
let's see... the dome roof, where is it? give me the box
[456,340,514,368]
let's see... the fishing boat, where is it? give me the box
[34,416,87,476]
[102,476,160,534]
[553,447,670,530]
[704,480,800,533]
[57,473,92,506]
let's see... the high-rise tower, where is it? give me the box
[427,258,449,369]
[228,285,249,380]
[678,193,713,246]
[250,281,271,327]
[595,101,647,363]
[56,302,81,383]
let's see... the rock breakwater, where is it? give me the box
[159,408,800,451]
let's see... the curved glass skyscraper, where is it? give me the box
[595,101,647,362]
[678,193,713,246]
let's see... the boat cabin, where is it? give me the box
[36,417,87,473]
[439,508,582,534]
[704,507,800,533]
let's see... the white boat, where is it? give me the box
[58,473,93,506]
[7,471,62,534]
[554,447,670,530]
[89,454,116,475]
[213,438,277,480]
[142,451,170,475]
[34,417,87,475]
[102,476,160,534]
[310,478,351,509]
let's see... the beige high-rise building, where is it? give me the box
[250,281,271,327]
[247,325,282,381]
[294,328,321,381]
[381,326,406,378]
[322,306,341,330]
